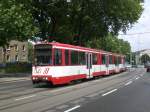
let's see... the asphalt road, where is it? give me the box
[75,71,150,112]
[0,68,147,112]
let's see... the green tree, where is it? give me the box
[0,0,38,64]
[29,0,143,45]
[0,0,143,49]
[0,0,38,46]
[141,54,150,64]
[86,33,131,55]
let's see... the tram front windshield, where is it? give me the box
[34,44,52,66]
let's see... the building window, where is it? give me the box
[7,55,10,61]
[22,55,26,60]
[14,45,18,51]
[6,45,10,50]
[54,49,62,65]
[22,45,25,51]
[2,48,5,54]
[15,55,18,61]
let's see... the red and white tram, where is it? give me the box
[32,42,126,85]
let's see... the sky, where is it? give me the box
[119,0,150,52]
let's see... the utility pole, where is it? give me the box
[130,52,132,65]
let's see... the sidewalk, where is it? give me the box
[0,77,31,83]
[0,73,31,83]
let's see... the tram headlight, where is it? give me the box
[32,77,35,80]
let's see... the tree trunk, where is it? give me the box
[2,46,6,73]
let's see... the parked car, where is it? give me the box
[125,64,132,68]
[137,65,144,68]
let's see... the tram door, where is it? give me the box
[106,55,109,75]
[86,53,93,78]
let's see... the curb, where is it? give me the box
[0,77,31,84]
[0,73,31,78]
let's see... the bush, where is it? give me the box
[0,64,5,73]
[4,62,32,73]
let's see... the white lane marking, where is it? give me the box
[102,89,117,96]
[15,95,36,101]
[64,105,80,112]
[125,81,132,86]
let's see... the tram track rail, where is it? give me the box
[0,68,140,101]
[0,69,145,111]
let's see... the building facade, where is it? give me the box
[134,49,150,65]
[0,40,28,64]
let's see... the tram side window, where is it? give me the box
[54,49,62,65]
[119,57,122,64]
[115,57,119,65]
[93,54,98,65]
[79,52,85,65]
[109,55,113,64]
[65,50,69,65]
[102,54,106,64]
[71,51,79,65]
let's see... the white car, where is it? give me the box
[125,64,132,68]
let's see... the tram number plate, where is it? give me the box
[35,67,42,74]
